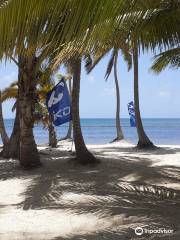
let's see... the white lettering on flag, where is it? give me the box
[48,91,63,108]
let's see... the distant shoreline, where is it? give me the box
[3,117,180,120]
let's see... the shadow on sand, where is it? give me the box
[0,146,180,239]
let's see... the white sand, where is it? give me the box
[0,140,180,239]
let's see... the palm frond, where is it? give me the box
[105,48,116,80]
[151,47,180,73]
[1,85,18,102]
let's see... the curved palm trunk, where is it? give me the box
[133,43,154,149]
[71,57,98,164]
[48,114,57,148]
[1,101,20,159]
[18,56,41,168]
[112,53,124,142]
[0,91,9,146]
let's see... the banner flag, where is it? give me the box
[127,101,136,127]
[46,78,72,126]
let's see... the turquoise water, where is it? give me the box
[3,118,180,145]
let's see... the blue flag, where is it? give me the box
[46,78,72,126]
[127,101,136,127]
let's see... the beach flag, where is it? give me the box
[46,78,72,126]
[128,101,136,127]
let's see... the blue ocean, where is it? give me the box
[3,118,180,145]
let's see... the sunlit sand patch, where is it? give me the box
[120,173,141,182]
[0,209,144,240]
[151,155,180,167]
[0,178,32,206]
[59,192,118,205]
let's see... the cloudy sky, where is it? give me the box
[0,51,180,119]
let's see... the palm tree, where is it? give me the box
[2,103,20,158]
[0,0,178,165]
[70,56,99,164]
[105,48,124,142]
[1,77,58,151]
[109,48,125,142]
[0,0,136,167]
[85,38,132,142]
[48,114,57,147]
[132,40,154,149]
[0,82,19,158]
[129,1,180,148]
[0,90,9,146]
[34,102,57,148]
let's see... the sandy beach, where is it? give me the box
[0,140,180,239]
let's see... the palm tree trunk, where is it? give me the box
[48,114,57,148]
[112,53,124,142]
[133,42,154,149]
[18,56,41,168]
[1,101,20,159]
[71,57,98,164]
[0,91,9,146]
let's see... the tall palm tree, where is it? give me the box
[109,49,124,142]
[132,40,154,149]
[71,56,98,164]
[86,40,132,142]
[17,55,41,167]
[129,1,180,148]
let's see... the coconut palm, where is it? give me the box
[132,39,154,149]
[0,0,179,165]
[0,90,9,146]
[70,56,99,164]
[1,78,58,151]
[85,32,132,142]
[0,0,138,167]
[0,82,19,158]
[34,102,57,148]
[129,1,180,148]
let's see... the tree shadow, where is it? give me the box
[93,145,180,156]
[0,147,180,239]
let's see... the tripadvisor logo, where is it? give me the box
[134,227,174,236]
[135,227,143,236]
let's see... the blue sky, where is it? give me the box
[0,51,180,119]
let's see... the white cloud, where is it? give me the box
[158,91,171,97]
